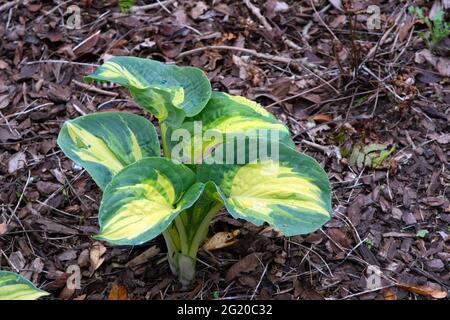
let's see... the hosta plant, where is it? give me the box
[0,271,49,300]
[57,56,332,285]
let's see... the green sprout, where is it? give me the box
[409,6,450,51]
[416,229,429,238]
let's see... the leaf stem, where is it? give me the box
[188,201,223,257]
[174,215,189,254]
[160,122,170,158]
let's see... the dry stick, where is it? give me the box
[0,249,20,273]
[130,0,175,12]
[360,65,405,101]
[243,0,273,31]
[392,25,415,64]
[0,103,54,124]
[303,4,331,40]
[26,60,99,67]
[266,77,338,108]
[309,0,339,42]
[72,30,101,53]
[8,171,35,255]
[155,0,172,15]
[72,79,118,97]
[37,170,85,213]
[97,99,131,110]
[244,0,301,51]
[36,200,88,220]
[341,284,395,300]
[0,0,20,12]
[5,4,13,29]
[365,4,408,62]
[287,239,333,277]
[71,102,86,116]
[178,45,293,64]
[177,45,339,94]
[0,111,18,136]
[250,263,269,300]
[39,0,72,18]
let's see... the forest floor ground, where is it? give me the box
[0,0,448,300]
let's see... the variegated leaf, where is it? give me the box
[57,112,160,190]
[85,56,212,125]
[96,157,204,245]
[168,92,295,163]
[0,271,49,300]
[197,139,332,235]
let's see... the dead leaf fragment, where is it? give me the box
[383,289,397,300]
[0,222,7,235]
[397,283,448,299]
[0,60,8,69]
[310,114,331,123]
[126,245,160,268]
[59,286,75,300]
[265,0,289,18]
[90,241,107,273]
[225,253,261,283]
[328,0,343,11]
[203,230,240,251]
[48,84,72,103]
[415,49,450,77]
[108,283,128,300]
[77,249,90,267]
[73,30,100,57]
[8,152,26,174]
[0,94,10,109]
[190,1,208,19]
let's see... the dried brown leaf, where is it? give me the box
[90,241,107,273]
[108,283,128,300]
[203,230,240,251]
[126,245,160,268]
[397,283,448,299]
[225,253,261,283]
[415,49,450,77]
[8,152,26,174]
[0,222,7,235]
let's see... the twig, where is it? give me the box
[244,0,302,51]
[340,284,395,300]
[40,0,72,18]
[9,171,31,224]
[309,1,339,41]
[73,30,101,53]
[303,4,331,40]
[365,4,408,62]
[155,0,171,15]
[97,99,132,110]
[0,0,20,13]
[250,263,269,300]
[178,45,294,64]
[177,45,338,93]
[130,0,175,13]
[72,79,119,97]
[301,139,341,159]
[266,77,337,108]
[0,249,20,273]
[26,60,99,67]
[287,239,333,277]
[71,102,86,116]
[0,103,54,124]
[7,171,36,256]
[6,5,13,29]
[243,0,272,31]
[360,65,405,101]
